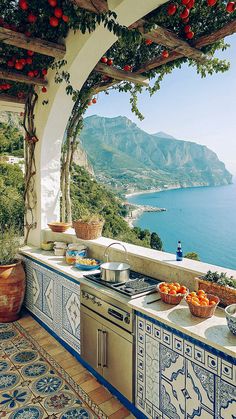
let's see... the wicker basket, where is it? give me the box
[185,293,220,318]
[197,277,236,307]
[73,219,104,240]
[157,283,188,305]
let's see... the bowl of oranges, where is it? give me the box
[157,282,188,305]
[185,290,220,318]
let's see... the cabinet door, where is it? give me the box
[80,309,103,376]
[102,325,133,402]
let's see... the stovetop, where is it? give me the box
[84,270,161,298]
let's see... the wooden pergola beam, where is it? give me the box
[193,19,236,49]
[95,62,149,86]
[0,27,66,59]
[73,0,108,13]
[136,19,236,74]
[133,19,206,63]
[0,93,25,104]
[0,70,47,86]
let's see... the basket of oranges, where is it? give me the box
[157,282,188,305]
[185,290,220,318]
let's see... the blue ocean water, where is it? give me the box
[128,182,236,270]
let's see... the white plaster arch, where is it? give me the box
[30,0,168,245]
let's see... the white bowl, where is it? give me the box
[225,304,236,335]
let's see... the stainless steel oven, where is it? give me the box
[80,284,134,402]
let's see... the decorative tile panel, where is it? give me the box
[135,311,236,419]
[23,257,81,355]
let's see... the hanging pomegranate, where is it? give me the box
[167,3,177,15]
[27,50,34,56]
[162,50,169,58]
[186,31,194,39]
[48,0,57,6]
[15,62,24,70]
[42,86,47,93]
[50,16,59,27]
[27,13,37,24]
[19,0,28,11]
[92,98,97,104]
[226,1,235,12]
[145,39,153,45]
[42,68,47,76]
[101,56,108,63]
[107,58,113,66]
[54,8,63,18]
[62,15,69,22]
[123,65,132,71]
[28,71,34,77]
[26,57,32,65]
[207,0,217,6]
[180,8,190,19]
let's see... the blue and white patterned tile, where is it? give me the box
[186,360,214,416]
[173,335,184,355]
[153,325,162,341]
[205,351,218,374]
[216,377,236,419]
[160,377,184,419]
[161,330,172,348]
[184,341,194,360]
[145,321,153,335]
[32,269,42,311]
[220,359,235,385]
[146,335,159,407]
[194,345,205,365]
[42,274,54,320]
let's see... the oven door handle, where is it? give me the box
[97,329,102,368]
[102,331,107,368]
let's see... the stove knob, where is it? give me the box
[124,316,130,324]
[97,301,102,306]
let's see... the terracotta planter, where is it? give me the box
[73,220,104,240]
[0,260,26,322]
[197,277,236,307]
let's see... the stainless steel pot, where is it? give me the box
[100,242,130,283]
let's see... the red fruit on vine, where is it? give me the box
[186,0,195,8]
[162,50,169,58]
[226,1,235,12]
[88,100,92,106]
[145,39,153,45]
[7,60,14,67]
[186,31,194,39]
[48,0,57,6]
[184,24,191,33]
[167,3,177,15]
[15,62,23,70]
[42,86,47,93]
[123,65,132,71]
[54,7,63,18]
[62,15,69,22]
[107,58,113,66]
[42,68,47,75]
[101,56,108,63]
[5,83,11,89]
[92,98,97,104]
[50,16,59,27]
[28,70,34,77]
[26,57,32,64]
[207,0,217,6]
[182,17,190,22]
[180,8,190,18]
[19,0,28,11]
[182,0,190,4]
[27,50,34,56]
[27,13,37,23]
[34,70,38,76]
[19,58,26,66]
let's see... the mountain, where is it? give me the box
[79,115,232,193]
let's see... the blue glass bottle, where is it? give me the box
[176,241,183,261]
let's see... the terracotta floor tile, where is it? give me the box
[100,397,123,416]
[109,406,131,419]
[89,386,113,405]
[80,377,101,393]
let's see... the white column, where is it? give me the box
[29,0,168,245]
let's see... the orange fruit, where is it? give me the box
[192,300,200,306]
[209,300,216,305]
[179,286,187,294]
[190,292,197,297]
[201,298,209,305]
[169,289,177,295]
[200,301,208,306]
[161,287,169,294]
[173,282,180,288]
[197,290,205,296]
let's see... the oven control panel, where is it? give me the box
[81,287,133,333]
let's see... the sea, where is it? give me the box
[128,181,236,271]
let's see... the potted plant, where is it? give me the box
[0,229,26,322]
[197,271,236,307]
[73,214,104,240]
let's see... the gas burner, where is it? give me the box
[84,271,161,298]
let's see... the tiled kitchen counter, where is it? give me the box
[20,246,236,419]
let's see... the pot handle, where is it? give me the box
[103,242,129,263]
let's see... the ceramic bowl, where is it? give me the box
[225,304,236,335]
[48,222,71,233]
[75,258,101,271]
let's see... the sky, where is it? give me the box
[85,34,236,175]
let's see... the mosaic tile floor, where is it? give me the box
[0,322,107,419]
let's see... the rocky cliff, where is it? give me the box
[79,115,232,192]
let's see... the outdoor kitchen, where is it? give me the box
[20,232,236,419]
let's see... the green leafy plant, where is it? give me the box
[184,252,200,261]
[0,227,20,265]
[78,213,104,224]
[203,271,236,289]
